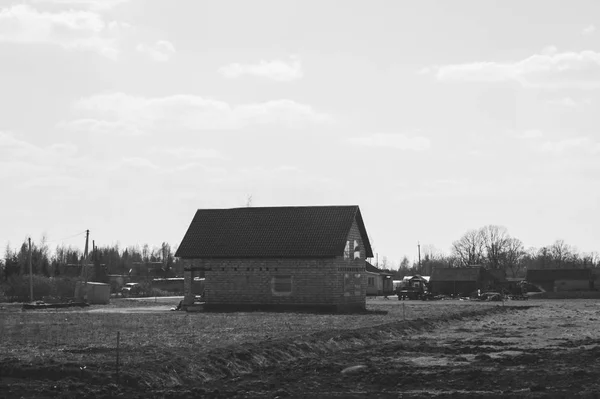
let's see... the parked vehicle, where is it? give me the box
[396,285,429,300]
[121,283,142,297]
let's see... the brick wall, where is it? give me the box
[182,219,368,311]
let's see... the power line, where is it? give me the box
[46,230,88,245]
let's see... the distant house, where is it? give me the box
[430,267,496,296]
[365,262,394,296]
[175,205,373,312]
[526,269,593,292]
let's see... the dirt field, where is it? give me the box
[1,298,599,398]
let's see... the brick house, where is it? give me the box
[175,205,373,312]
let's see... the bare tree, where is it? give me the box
[480,225,510,269]
[549,240,574,267]
[504,237,525,277]
[452,229,485,267]
[582,251,600,268]
[380,256,389,270]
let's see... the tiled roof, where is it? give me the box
[175,205,373,259]
[526,268,592,282]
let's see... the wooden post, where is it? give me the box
[83,230,89,301]
[116,331,120,384]
[28,238,33,302]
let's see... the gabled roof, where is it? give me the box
[526,268,592,282]
[431,267,483,282]
[175,205,373,259]
[365,261,392,275]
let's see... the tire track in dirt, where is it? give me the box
[196,303,600,398]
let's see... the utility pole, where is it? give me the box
[418,241,421,273]
[83,230,89,301]
[28,237,33,303]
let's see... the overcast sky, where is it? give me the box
[1,0,599,266]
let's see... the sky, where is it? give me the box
[1,0,599,266]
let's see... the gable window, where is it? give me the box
[272,275,292,295]
[353,240,361,260]
[343,240,351,260]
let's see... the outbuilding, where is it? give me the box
[526,269,593,292]
[365,262,394,296]
[175,205,373,312]
[430,267,495,296]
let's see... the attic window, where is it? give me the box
[353,240,361,260]
[344,241,351,260]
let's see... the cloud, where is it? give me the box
[582,25,596,36]
[547,97,592,107]
[514,129,543,139]
[539,137,600,154]
[147,147,228,160]
[347,133,431,151]
[120,157,160,170]
[69,92,333,132]
[0,4,129,59]
[59,118,144,135]
[218,55,303,81]
[31,0,131,11]
[0,131,93,189]
[136,40,175,62]
[427,49,600,89]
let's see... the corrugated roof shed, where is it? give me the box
[526,268,592,282]
[175,205,373,259]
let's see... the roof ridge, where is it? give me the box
[196,205,359,211]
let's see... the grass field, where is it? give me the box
[1,298,598,398]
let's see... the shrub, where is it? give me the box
[0,275,83,302]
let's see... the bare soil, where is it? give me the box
[1,299,600,398]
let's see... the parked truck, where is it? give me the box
[396,278,431,300]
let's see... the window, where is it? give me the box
[343,240,351,260]
[353,240,361,260]
[272,275,292,295]
[368,277,375,286]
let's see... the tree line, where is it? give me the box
[1,238,184,281]
[3,225,599,282]
[388,225,599,279]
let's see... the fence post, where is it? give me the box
[116,331,120,384]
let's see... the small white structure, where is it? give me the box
[75,281,110,304]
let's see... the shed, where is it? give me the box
[175,205,373,312]
[365,262,394,296]
[74,281,110,304]
[430,267,495,296]
[526,269,593,292]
